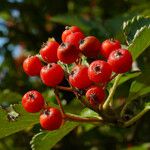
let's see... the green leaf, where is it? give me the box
[123,15,150,43]
[128,25,150,60]
[128,68,150,102]
[30,122,79,150]
[111,71,141,86]
[30,107,100,150]
[126,143,150,150]
[0,104,39,139]
[50,15,107,36]
[50,15,91,32]
[0,89,22,104]
[80,108,99,118]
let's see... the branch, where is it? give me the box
[120,102,129,117]
[123,107,150,127]
[73,91,99,113]
[54,89,103,123]
[102,74,122,110]
[65,113,103,123]
[56,86,73,92]
[54,89,65,117]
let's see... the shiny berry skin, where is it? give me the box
[62,26,82,42]
[79,36,101,58]
[69,65,92,89]
[86,86,105,106]
[107,49,132,73]
[100,39,121,58]
[23,56,42,76]
[40,40,59,63]
[40,107,63,131]
[57,42,79,64]
[88,60,112,83]
[40,63,64,87]
[22,90,45,113]
[65,32,85,48]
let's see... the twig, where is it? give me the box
[73,90,99,113]
[56,86,73,92]
[54,89,65,117]
[54,89,103,123]
[123,107,150,127]
[102,74,122,110]
[109,73,118,82]
[65,113,103,123]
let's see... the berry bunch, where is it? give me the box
[22,26,133,131]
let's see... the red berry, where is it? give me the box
[62,26,82,42]
[69,65,92,89]
[65,32,85,48]
[57,42,79,64]
[107,49,132,73]
[40,107,63,131]
[88,60,112,83]
[86,86,105,106]
[100,39,121,58]
[23,56,42,76]
[22,90,45,113]
[79,36,101,58]
[40,39,59,63]
[40,63,64,87]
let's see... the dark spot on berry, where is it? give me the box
[70,69,77,77]
[114,51,122,59]
[60,42,66,48]
[79,39,84,45]
[29,93,35,99]
[94,65,101,74]
[47,63,53,68]
[43,109,50,115]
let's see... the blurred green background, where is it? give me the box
[0,0,150,150]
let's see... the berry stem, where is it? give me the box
[36,54,47,63]
[109,73,118,81]
[56,86,73,92]
[73,91,99,113]
[123,107,150,127]
[48,37,55,42]
[65,113,103,123]
[102,74,122,110]
[54,89,102,123]
[120,102,129,117]
[123,32,129,46]
[54,89,65,117]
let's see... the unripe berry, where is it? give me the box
[62,26,82,42]
[100,39,121,58]
[40,63,64,87]
[79,36,101,58]
[40,107,63,131]
[22,90,45,113]
[65,32,85,48]
[40,39,59,63]
[88,60,112,83]
[69,65,92,89]
[107,49,132,73]
[86,86,105,106]
[57,42,79,64]
[23,56,42,76]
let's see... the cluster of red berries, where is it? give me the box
[22,26,133,131]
